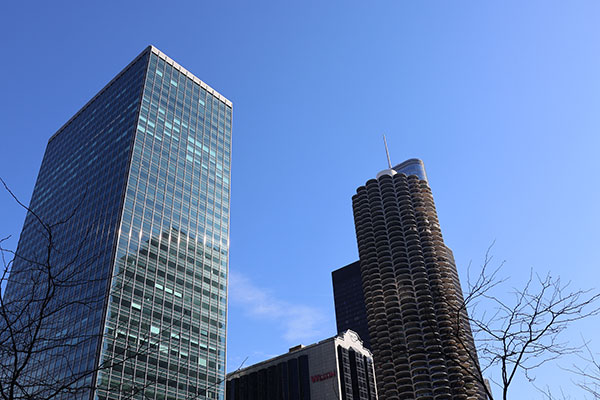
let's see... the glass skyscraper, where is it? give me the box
[2,46,231,400]
[332,261,371,350]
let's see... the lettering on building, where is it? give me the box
[311,371,336,383]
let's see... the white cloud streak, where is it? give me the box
[228,271,327,343]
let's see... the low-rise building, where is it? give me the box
[226,330,377,400]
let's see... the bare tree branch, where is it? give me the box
[0,182,175,400]
[449,245,600,400]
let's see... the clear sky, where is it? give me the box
[1,1,599,398]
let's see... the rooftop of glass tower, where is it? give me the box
[49,45,231,144]
[375,158,428,181]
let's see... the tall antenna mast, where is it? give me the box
[383,134,392,169]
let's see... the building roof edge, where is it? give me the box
[48,45,232,144]
[48,46,153,144]
[227,330,370,379]
[148,45,232,108]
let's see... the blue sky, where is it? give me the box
[1,1,599,398]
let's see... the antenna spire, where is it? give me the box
[383,134,392,169]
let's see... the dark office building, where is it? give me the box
[226,330,377,400]
[332,261,371,349]
[351,159,485,400]
[1,46,232,400]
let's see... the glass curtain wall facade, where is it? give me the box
[1,50,150,400]
[2,46,231,400]
[332,261,371,350]
[97,46,231,400]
